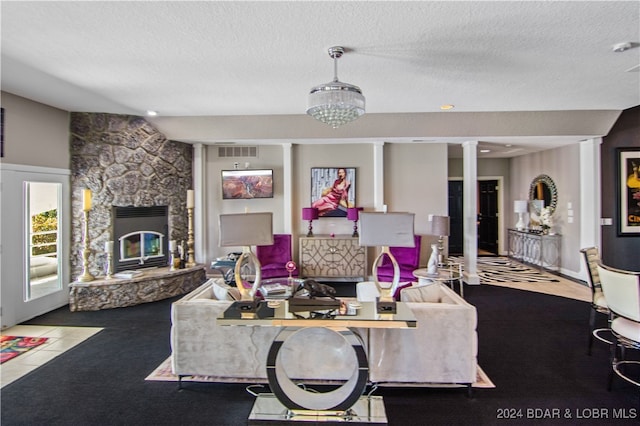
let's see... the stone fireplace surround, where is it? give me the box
[69,113,204,308]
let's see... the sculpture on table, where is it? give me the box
[427,243,439,276]
[302,279,337,300]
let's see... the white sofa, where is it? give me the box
[170,279,355,384]
[170,279,478,390]
[357,281,478,390]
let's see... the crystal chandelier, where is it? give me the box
[306,46,365,128]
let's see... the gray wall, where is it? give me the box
[601,106,640,271]
[510,144,582,274]
[1,92,70,168]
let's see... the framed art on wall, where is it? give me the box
[310,167,356,217]
[221,169,273,200]
[617,147,640,236]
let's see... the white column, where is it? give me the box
[192,143,206,265]
[282,143,293,233]
[579,138,602,277]
[373,141,385,211]
[462,141,480,285]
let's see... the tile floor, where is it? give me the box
[1,325,103,388]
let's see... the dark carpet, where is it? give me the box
[2,284,638,425]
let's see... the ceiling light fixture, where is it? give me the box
[146,110,158,116]
[440,104,455,110]
[306,46,365,128]
[612,42,632,53]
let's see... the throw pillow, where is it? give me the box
[400,283,440,303]
[212,280,240,301]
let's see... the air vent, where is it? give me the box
[115,206,168,218]
[218,146,258,158]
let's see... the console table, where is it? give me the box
[218,299,416,424]
[299,235,367,281]
[507,229,561,271]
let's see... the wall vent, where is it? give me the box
[218,146,258,158]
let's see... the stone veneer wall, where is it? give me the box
[70,113,193,280]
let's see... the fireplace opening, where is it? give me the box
[112,206,168,272]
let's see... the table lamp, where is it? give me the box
[302,207,319,237]
[428,215,450,268]
[219,212,273,302]
[347,207,363,237]
[514,200,528,231]
[359,211,415,311]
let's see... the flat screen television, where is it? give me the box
[221,169,274,200]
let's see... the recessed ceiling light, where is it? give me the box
[505,144,513,147]
[480,149,491,153]
[146,110,158,116]
[612,42,632,53]
[440,104,454,110]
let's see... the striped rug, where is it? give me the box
[451,256,560,284]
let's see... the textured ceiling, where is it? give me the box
[2,1,639,156]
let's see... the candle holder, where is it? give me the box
[78,210,95,282]
[105,251,114,279]
[186,207,196,267]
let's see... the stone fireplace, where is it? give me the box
[70,113,193,280]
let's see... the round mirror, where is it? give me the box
[529,174,558,215]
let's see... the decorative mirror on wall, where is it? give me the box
[529,174,558,215]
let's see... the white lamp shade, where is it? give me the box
[514,200,528,213]
[219,212,273,247]
[358,212,415,247]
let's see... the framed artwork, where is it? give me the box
[310,167,356,217]
[221,169,273,200]
[617,147,640,236]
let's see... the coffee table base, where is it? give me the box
[248,394,388,425]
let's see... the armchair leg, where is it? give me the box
[466,383,473,398]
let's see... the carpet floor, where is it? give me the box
[1,283,638,425]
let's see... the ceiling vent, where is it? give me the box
[217,146,258,158]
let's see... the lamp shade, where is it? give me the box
[219,212,273,247]
[302,207,319,221]
[347,207,362,221]
[359,212,415,247]
[514,200,528,213]
[428,215,450,237]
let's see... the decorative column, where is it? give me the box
[462,141,480,285]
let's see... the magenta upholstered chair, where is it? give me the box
[376,235,422,284]
[255,234,298,279]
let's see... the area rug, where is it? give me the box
[1,336,49,364]
[450,256,560,284]
[146,356,495,389]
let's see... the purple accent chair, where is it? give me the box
[256,234,298,279]
[376,235,422,284]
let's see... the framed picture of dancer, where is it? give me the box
[617,147,640,236]
[310,167,356,217]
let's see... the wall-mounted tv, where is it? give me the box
[221,169,274,200]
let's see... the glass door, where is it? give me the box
[25,182,62,300]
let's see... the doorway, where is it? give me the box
[448,178,501,256]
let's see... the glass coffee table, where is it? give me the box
[218,297,416,424]
[413,262,464,298]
